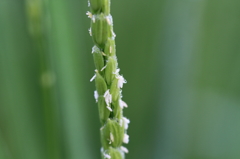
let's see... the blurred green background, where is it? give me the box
[1,0,240,159]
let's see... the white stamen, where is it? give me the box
[92,15,96,23]
[106,106,112,112]
[106,15,113,25]
[116,75,127,88]
[119,90,123,100]
[111,30,116,39]
[103,153,111,159]
[123,134,129,144]
[90,74,96,82]
[101,65,107,71]
[106,17,111,25]
[119,99,128,109]
[88,28,92,36]
[102,52,106,56]
[94,90,98,102]
[104,90,112,106]
[101,148,111,159]
[110,132,114,142]
[119,119,123,126]
[86,11,92,18]
[122,117,130,129]
[92,46,100,53]
[109,46,112,53]
[113,68,120,75]
[121,146,129,153]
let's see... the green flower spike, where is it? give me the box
[87,0,130,158]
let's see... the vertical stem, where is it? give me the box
[88,0,130,158]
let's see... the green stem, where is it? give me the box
[88,0,130,158]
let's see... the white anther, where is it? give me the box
[94,90,98,102]
[106,15,113,25]
[92,46,95,53]
[106,106,112,112]
[113,68,120,75]
[90,74,96,82]
[111,30,116,39]
[119,119,123,127]
[123,134,129,144]
[104,90,112,106]
[122,117,130,129]
[110,132,114,142]
[106,18,111,25]
[109,46,112,53]
[88,28,92,36]
[101,65,107,71]
[92,15,96,23]
[103,153,111,159]
[116,75,127,88]
[121,146,129,153]
[119,99,128,109]
[86,11,92,18]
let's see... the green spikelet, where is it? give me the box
[98,96,110,125]
[92,45,105,72]
[105,57,117,85]
[91,13,110,49]
[87,0,130,158]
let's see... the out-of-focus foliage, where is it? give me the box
[0,0,240,159]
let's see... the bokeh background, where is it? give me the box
[1,0,240,159]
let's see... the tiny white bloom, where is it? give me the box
[101,148,111,159]
[103,153,111,159]
[113,68,120,75]
[109,46,112,53]
[102,52,107,56]
[111,30,116,39]
[86,11,92,18]
[94,90,98,102]
[121,146,129,153]
[91,46,95,53]
[88,28,92,36]
[106,15,113,25]
[90,74,96,82]
[119,90,123,98]
[122,117,130,129]
[119,119,123,126]
[119,99,128,109]
[106,106,112,112]
[92,15,96,23]
[106,17,111,25]
[116,75,127,88]
[104,90,112,106]
[123,134,129,144]
[101,65,107,71]
[110,132,114,142]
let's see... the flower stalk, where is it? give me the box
[87,0,129,158]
